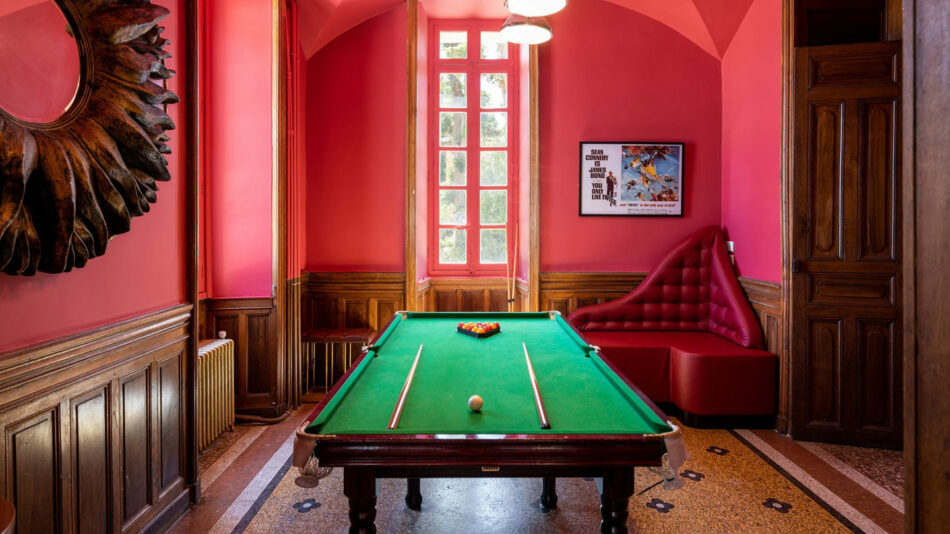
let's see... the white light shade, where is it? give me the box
[505,0,567,17]
[500,16,553,45]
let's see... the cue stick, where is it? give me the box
[387,344,424,430]
[505,224,511,311]
[522,343,551,429]
[510,221,519,311]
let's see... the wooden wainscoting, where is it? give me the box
[423,278,512,312]
[0,305,193,534]
[203,298,283,417]
[738,278,787,432]
[286,277,303,408]
[539,272,646,316]
[302,272,406,332]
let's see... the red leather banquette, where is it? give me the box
[567,226,777,423]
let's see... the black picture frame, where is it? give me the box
[578,141,685,217]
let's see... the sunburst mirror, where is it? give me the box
[0,0,177,276]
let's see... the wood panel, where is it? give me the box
[902,2,950,528]
[158,355,182,492]
[286,277,303,407]
[6,411,60,534]
[121,369,150,524]
[203,298,283,417]
[539,272,646,316]
[737,277,786,431]
[791,41,902,448]
[303,272,406,332]
[0,305,192,534]
[72,387,110,534]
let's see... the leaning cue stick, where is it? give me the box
[510,221,519,311]
[388,344,424,430]
[522,343,551,429]
[505,223,512,311]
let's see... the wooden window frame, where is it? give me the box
[427,20,520,277]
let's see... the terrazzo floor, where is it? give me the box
[239,425,853,533]
[171,405,904,534]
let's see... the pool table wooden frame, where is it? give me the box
[298,312,674,534]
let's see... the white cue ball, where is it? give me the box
[468,394,483,412]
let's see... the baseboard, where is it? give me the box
[142,488,191,534]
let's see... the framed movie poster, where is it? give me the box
[579,142,684,216]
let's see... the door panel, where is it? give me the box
[791,41,902,447]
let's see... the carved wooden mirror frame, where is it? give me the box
[0,0,177,275]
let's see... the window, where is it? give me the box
[430,22,518,275]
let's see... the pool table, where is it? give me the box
[294,311,680,534]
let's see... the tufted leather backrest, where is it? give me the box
[567,226,764,348]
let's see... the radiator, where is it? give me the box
[198,339,235,451]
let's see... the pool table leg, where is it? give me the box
[540,477,558,511]
[405,478,422,510]
[599,468,634,534]
[343,468,377,534]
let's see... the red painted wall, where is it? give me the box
[539,0,723,272]
[206,0,274,297]
[0,0,188,353]
[0,2,81,124]
[721,0,781,282]
[304,5,407,272]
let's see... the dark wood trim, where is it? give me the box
[286,277,304,407]
[0,306,192,406]
[0,305,191,534]
[901,3,916,526]
[528,45,540,312]
[901,2,916,529]
[780,0,795,440]
[405,0,419,310]
[903,1,950,529]
[183,0,201,503]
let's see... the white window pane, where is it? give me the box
[439,73,466,108]
[439,151,466,186]
[440,31,467,59]
[439,228,467,264]
[439,190,466,225]
[481,31,508,59]
[480,229,507,264]
[480,112,507,147]
[440,112,466,147]
[480,151,507,186]
[481,73,507,108]
[480,190,507,225]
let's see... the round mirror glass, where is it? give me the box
[0,0,80,124]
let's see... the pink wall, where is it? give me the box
[304,5,407,272]
[0,2,81,123]
[721,0,781,282]
[539,0,723,272]
[206,0,274,297]
[0,0,188,353]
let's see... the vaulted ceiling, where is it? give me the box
[298,0,758,59]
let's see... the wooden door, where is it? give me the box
[790,41,902,447]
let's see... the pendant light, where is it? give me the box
[505,0,567,17]
[500,15,553,45]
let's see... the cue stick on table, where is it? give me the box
[388,344,424,430]
[522,343,551,429]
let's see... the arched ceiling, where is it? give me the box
[0,0,51,19]
[298,0,756,59]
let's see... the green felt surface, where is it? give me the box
[306,312,671,436]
